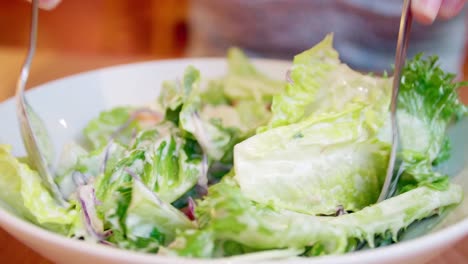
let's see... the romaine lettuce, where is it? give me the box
[0,145,76,234]
[223,47,284,103]
[0,35,464,260]
[170,180,461,257]
[83,107,140,149]
[264,34,391,131]
[235,107,389,214]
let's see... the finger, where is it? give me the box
[27,0,62,10]
[411,0,443,24]
[438,0,466,19]
[39,0,61,10]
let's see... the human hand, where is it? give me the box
[412,0,466,24]
[27,0,61,10]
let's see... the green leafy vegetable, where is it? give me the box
[235,108,389,214]
[0,145,76,234]
[234,35,393,214]
[124,178,194,244]
[200,80,230,106]
[223,47,285,103]
[133,122,203,203]
[177,66,235,161]
[84,107,140,149]
[376,55,467,193]
[177,181,461,257]
[55,142,127,198]
[0,35,465,259]
[263,34,391,132]
[96,151,194,251]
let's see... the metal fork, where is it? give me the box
[377,0,413,202]
[16,0,67,206]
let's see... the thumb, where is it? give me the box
[411,0,443,24]
[438,0,466,19]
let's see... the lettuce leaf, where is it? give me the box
[171,181,461,257]
[124,177,194,246]
[200,80,230,106]
[94,149,193,251]
[377,55,467,193]
[223,47,284,103]
[263,34,391,132]
[234,36,392,214]
[0,145,76,234]
[55,142,127,199]
[83,107,140,149]
[158,49,283,164]
[235,107,389,215]
[170,66,238,163]
[132,122,203,203]
[95,131,200,207]
[237,35,465,217]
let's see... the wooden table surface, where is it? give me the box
[0,47,467,263]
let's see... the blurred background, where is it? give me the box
[0,0,467,100]
[0,0,189,100]
[0,0,188,57]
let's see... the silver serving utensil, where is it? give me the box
[16,0,67,206]
[377,0,413,202]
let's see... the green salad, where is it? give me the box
[0,34,466,259]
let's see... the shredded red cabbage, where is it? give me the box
[78,185,110,242]
[286,69,293,84]
[187,197,196,220]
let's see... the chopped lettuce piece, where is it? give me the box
[200,80,229,106]
[200,105,244,131]
[55,142,126,199]
[177,66,238,161]
[83,107,140,149]
[125,178,194,244]
[176,181,461,256]
[377,55,467,193]
[76,184,108,241]
[55,142,88,179]
[397,55,466,186]
[97,157,193,251]
[264,34,339,129]
[132,122,203,203]
[234,100,271,133]
[198,101,269,139]
[235,106,389,214]
[167,228,301,259]
[159,53,281,163]
[167,229,216,258]
[159,80,184,113]
[264,34,391,131]
[0,145,76,234]
[95,122,202,205]
[158,65,201,120]
[224,48,285,102]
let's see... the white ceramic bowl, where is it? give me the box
[0,58,466,264]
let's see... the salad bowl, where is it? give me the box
[0,56,466,264]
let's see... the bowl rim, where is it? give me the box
[0,57,466,263]
[11,57,292,101]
